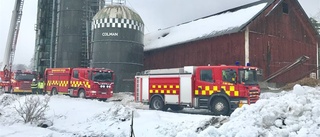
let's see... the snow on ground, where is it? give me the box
[1,84,320,137]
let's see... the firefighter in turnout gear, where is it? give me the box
[37,79,45,94]
[31,78,38,94]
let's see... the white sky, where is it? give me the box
[0,84,320,136]
[0,0,319,65]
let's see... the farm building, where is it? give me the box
[144,0,319,86]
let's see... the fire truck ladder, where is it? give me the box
[2,0,24,71]
[264,55,310,82]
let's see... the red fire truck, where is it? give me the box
[0,70,36,94]
[134,65,260,115]
[44,68,114,100]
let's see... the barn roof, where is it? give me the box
[144,0,274,51]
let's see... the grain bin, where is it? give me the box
[56,0,85,67]
[91,5,144,92]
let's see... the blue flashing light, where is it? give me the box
[235,61,240,66]
[246,63,251,66]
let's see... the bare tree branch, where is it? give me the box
[14,95,50,124]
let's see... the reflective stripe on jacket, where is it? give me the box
[31,82,38,89]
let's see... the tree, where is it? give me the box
[12,64,28,71]
[28,57,35,71]
[14,95,50,124]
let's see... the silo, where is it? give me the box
[91,5,144,92]
[55,0,85,67]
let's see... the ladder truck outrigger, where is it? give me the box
[0,0,35,94]
[134,64,261,116]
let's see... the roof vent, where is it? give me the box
[162,33,169,37]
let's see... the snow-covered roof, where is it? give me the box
[144,1,271,51]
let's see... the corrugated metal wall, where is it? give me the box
[144,33,246,69]
[248,0,318,85]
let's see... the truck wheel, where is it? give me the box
[169,105,184,111]
[78,89,86,99]
[210,97,230,116]
[99,99,107,102]
[51,88,58,95]
[150,96,168,111]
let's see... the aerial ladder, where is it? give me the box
[1,0,24,81]
[0,0,24,92]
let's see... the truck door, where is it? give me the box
[221,68,238,97]
[195,69,215,96]
[69,70,79,96]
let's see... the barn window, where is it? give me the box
[282,2,289,14]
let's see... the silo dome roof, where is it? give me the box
[93,5,143,23]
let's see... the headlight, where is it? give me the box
[240,100,248,104]
[238,100,248,108]
[91,91,97,94]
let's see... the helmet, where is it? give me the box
[32,78,36,82]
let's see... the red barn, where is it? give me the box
[143,0,319,86]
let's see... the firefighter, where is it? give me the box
[223,69,236,83]
[31,78,38,94]
[37,79,45,95]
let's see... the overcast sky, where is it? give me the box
[0,0,319,66]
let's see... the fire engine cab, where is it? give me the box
[134,65,260,115]
[44,68,114,100]
[0,70,36,94]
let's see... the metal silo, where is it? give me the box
[55,0,85,67]
[91,5,144,92]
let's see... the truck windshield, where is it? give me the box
[239,69,258,85]
[14,74,34,81]
[92,71,113,82]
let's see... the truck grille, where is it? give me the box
[99,88,108,93]
[249,90,260,104]
[20,83,31,90]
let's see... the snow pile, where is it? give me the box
[108,92,148,109]
[0,94,17,107]
[0,94,21,125]
[181,84,320,137]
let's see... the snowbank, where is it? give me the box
[184,85,320,137]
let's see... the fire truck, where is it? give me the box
[44,68,114,100]
[0,69,36,94]
[0,0,29,94]
[134,65,260,115]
